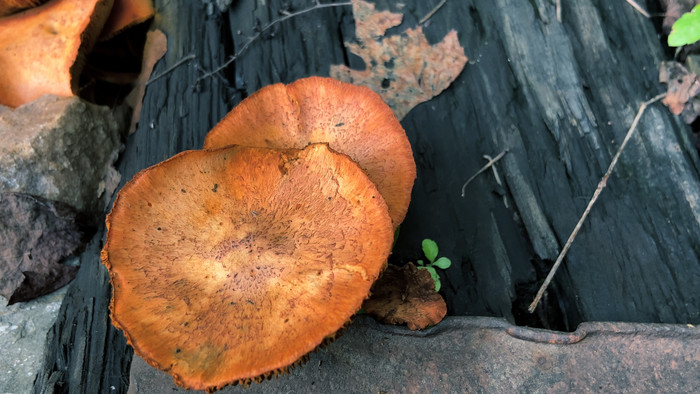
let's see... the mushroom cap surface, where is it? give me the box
[0,0,114,107]
[102,143,394,390]
[0,0,44,17]
[203,76,416,230]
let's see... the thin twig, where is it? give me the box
[419,0,447,25]
[197,1,353,82]
[624,0,651,18]
[146,54,196,86]
[461,149,508,197]
[483,153,509,208]
[556,0,561,22]
[483,154,503,187]
[528,93,667,313]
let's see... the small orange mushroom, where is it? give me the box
[102,143,394,390]
[0,0,114,107]
[203,76,416,230]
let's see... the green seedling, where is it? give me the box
[669,5,700,47]
[416,238,452,292]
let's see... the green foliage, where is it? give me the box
[669,5,700,47]
[422,239,438,262]
[416,238,452,292]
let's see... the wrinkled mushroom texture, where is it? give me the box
[203,76,416,230]
[102,143,394,391]
[0,0,114,107]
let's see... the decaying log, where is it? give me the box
[35,0,700,392]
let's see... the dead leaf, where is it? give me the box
[330,0,468,120]
[0,192,86,304]
[659,0,700,33]
[363,262,447,330]
[660,60,700,123]
[125,28,167,134]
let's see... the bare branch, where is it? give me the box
[197,1,353,82]
[528,93,667,313]
[419,0,447,26]
[624,0,651,18]
[146,54,196,86]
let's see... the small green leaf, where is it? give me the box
[669,5,700,47]
[433,257,452,269]
[417,259,425,266]
[422,239,438,263]
[424,266,440,290]
[423,266,441,291]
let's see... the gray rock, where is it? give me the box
[0,95,124,217]
[0,286,68,394]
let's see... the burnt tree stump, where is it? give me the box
[35,0,700,392]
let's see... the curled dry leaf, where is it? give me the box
[0,192,85,304]
[363,262,447,330]
[660,60,700,123]
[659,0,700,33]
[330,0,468,120]
[125,29,167,134]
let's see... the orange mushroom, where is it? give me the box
[99,0,154,40]
[102,143,394,390]
[0,0,114,107]
[0,0,45,16]
[203,76,416,230]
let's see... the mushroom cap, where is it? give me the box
[0,0,45,17]
[102,143,394,390]
[203,76,416,230]
[99,0,155,40]
[0,0,114,107]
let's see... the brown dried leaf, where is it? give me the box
[125,28,167,134]
[363,262,447,330]
[330,0,468,120]
[659,0,700,33]
[0,193,85,304]
[660,61,700,124]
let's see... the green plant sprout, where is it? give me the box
[668,5,700,47]
[416,239,452,292]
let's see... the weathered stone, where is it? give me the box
[0,95,124,217]
[0,286,68,394]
